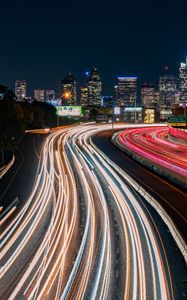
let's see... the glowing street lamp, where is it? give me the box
[64,92,71,99]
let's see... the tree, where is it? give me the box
[21,102,34,129]
[0,96,26,165]
[32,105,45,129]
[32,101,56,127]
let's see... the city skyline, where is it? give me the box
[2,57,187,97]
[0,0,187,95]
[10,56,187,107]
[1,1,187,297]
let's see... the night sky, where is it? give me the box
[0,0,187,96]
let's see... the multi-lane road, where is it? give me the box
[0,124,187,299]
[114,126,187,183]
[93,127,187,243]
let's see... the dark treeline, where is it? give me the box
[0,84,57,165]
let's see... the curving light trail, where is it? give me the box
[115,127,187,178]
[0,123,176,300]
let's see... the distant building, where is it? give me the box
[115,77,137,107]
[45,89,55,101]
[0,84,7,100]
[179,56,187,102]
[159,108,172,122]
[172,103,187,117]
[159,75,178,109]
[87,67,102,106]
[80,86,88,106]
[101,96,113,108]
[15,80,26,101]
[61,72,77,106]
[122,107,143,123]
[34,89,45,101]
[143,108,160,123]
[141,83,157,108]
[0,92,4,100]
[113,106,143,123]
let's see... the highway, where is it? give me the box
[0,134,45,210]
[93,128,187,242]
[114,126,187,185]
[1,124,187,299]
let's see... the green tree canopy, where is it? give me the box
[0,99,26,151]
[0,86,26,164]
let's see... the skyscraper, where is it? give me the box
[15,80,26,101]
[34,89,45,101]
[141,83,157,107]
[61,72,77,106]
[45,89,55,101]
[159,75,178,108]
[80,86,88,106]
[87,67,102,106]
[0,84,7,100]
[101,96,113,108]
[115,77,137,107]
[179,56,187,102]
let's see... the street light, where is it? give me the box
[64,92,71,99]
[112,98,115,136]
[57,106,60,127]
[135,95,138,124]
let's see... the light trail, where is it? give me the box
[0,206,16,226]
[0,196,18,219]
[1,123,181,300]
[0,154,15,179]
[115,127,187,180]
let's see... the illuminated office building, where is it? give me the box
[0,84,7,100]
[45,89,55,101]
[159,75,178,109]
[101,96,113,108]
[34,89,45,101]
[143,108,159,123]
[61,72,77,105]
[15,80,26,101]
[87,67,102,106]
[179,56,187,102]
[80,86,88,106]
[115,77,137,107]
[141,83,157,107]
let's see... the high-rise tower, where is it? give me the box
[115,77,137,107]
[80,86,88,106]
[34,89,45,101]
[87,67,102,106]
[179,56,187,102]
[45,90,55,101]
[141,83,157,107]
[15,80,26,101]
[159,75,178,108]
[61,72,77,106]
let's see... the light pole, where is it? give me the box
[57,106,60,127]
[112,98,115,136]
[135,95,137,124]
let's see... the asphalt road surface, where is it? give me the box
[93,130,187,243]
[1,124,187,299]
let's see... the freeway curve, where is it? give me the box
[114,126,187,186]
[0,124,187,299]
[93,128,187,243]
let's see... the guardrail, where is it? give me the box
[90,137,187,263]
